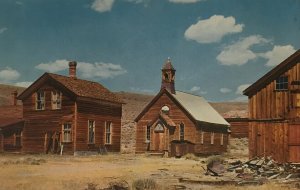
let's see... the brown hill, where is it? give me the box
[0,84,25,106]
[116,92,248,121]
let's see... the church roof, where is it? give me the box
[135,89,229,127]
[172,91,229,126]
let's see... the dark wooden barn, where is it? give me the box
[16,61,123,154]
[244,50,300,163]
[225,118,249,138]
[135,59,230,156]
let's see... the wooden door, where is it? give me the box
[153,131,165,152]
[288,124,300,162]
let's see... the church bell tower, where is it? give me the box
[161,58,176,94]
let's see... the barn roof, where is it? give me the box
[18,73,123,104]
[173,91,229,126]
[243,49,300,96]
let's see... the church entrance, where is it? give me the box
[152,123,166,152]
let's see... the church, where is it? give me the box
[135,58,230,156]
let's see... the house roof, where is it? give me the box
[172,91,230,126]
[135,89,229,127]
[18,73,123,104]
[244,49,300,96]
[0,105,24,129]
[159,113,176,127]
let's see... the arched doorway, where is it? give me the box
[153,123,165,152]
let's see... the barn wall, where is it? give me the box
[226,118,249,138]
[248,62,300,163]
[22,83,75,153]
[76,100,122,152]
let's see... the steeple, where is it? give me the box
[161,57,176,94]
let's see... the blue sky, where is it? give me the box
[0,0,299,102]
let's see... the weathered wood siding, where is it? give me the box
[248,62,300,163]
[136,92,228,155]
[226,118,249,138]
[22,83,75,153]
[76,100,122,152]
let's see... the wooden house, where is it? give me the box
[17,61,123,154]
[135,59,230,156]
[0,92,24,152]
[244,50,300,163]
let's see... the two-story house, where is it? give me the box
[244,50,300,163]
[17,61,123,154]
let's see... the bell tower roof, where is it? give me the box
[161,57,176,94]
[162,57,175,70]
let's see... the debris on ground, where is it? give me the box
[225,156,300,186]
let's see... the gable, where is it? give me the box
[134,89,196,124]
[244,49,300,97]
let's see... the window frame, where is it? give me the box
[275,76,288,91]
[146,125,151,142]
[220,133,224,146]
[105,121,112,144]
[62,123,72,143]
[179,123,184,141]
[88,120,95,144]
[210,132,214,145]
[35,91,45,110]
[201,131,204,145]
[51,90,62,110]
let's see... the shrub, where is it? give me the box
[132,178,157,190]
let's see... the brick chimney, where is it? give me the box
[69,61,77,79]
[11,90,18,106]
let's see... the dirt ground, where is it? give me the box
[0,150,298,190]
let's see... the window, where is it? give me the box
[154,123,164,132]
[15,131,22,147]
[201,131,204,144]
[146,125,151,142]
[105,121,112,144]
[210,132,214,145]
[36,91,45,110]
[276,76,288,90]
[161,105,170,115]
[220,134,224,146]
[51,91,62,109]
[62,123,72,142]
[180,123,184,141]
[88,120,95,144]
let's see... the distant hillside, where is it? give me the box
[116,92,248,121]
[0,84,25,106]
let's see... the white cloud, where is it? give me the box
[125,0,146,3]
[220,87,232,93]
[91,0,114,13]
[236,84,250,95]
[169,0,203,3]
[0,67,20,82]
[130,87,154,94]
[14,81,33,88]
[35,59,127,79]
[260,45,296,67]
[0,27,7,34]
[184,15,244,44]
[190,86,207,95]
[190,86,201,92]
[35,60,69,72]
[217,35,269,66]
[78,62,127,79]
